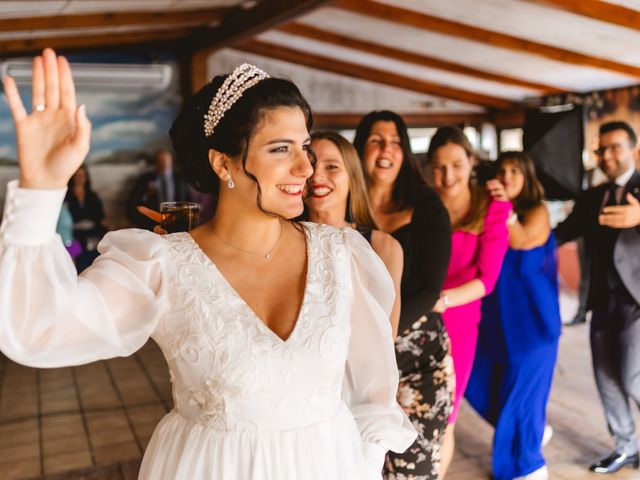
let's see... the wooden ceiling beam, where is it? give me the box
[236,39,516,109]
[184,0,330,53]
[0,29,193,56]
[490,108,526,128]
[181,0,330,102]
[314,112,489,129]
[526,0,640,31]
[279,22,561,94]
[335,0,640,78]
[0,8,225,32]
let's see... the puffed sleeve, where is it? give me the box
[341,228,417,477]
[476,198,510,294]
[0,180,167,368]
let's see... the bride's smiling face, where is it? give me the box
[229,106,314,219]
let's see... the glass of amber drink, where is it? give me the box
[160,202,200,233]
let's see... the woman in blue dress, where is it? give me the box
[466,151,561,480]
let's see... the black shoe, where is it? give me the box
[589,451,640,473]
[565,312,586,326]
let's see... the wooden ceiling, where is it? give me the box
[1,0,639,127]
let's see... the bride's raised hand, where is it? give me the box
[2,48,91,189]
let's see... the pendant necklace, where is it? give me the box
[213,221,283,260]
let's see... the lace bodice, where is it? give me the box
[0,181,416,475]
[155,226,350,431]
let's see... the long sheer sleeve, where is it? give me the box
[476,199,511,294]
[341,228,417,477]
[0,180,167,368]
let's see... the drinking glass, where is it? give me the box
[160,202,200,233]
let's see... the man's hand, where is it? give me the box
[599,193,640,229]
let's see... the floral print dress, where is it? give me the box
[382,187,455,479]
[385,313,454,479]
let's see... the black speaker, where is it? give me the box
[523,105,584,200]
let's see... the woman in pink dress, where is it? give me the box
[425,127,510,477]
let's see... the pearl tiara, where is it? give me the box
[203,63,270,137]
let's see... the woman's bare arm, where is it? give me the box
[509,204,550,250]
[371,230,403,339]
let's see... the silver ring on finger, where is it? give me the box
[34,104,46,112]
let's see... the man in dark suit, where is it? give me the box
[555,121,640,474]
[127,149,190,230]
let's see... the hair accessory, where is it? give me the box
[204,64,270,138]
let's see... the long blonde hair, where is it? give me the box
[310,131,378,230]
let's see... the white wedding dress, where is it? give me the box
[0,181,416,479]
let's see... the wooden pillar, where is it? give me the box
[191,47,216,94]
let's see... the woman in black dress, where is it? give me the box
[354,111,454,479]
[65,164,108,271]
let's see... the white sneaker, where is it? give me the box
[542,425,553,447]
[515,465,549,480]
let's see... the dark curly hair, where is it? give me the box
[169,75,314,215]
[352,110,425,211]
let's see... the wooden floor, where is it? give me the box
[1,294,639,479]
[452,321,640,480]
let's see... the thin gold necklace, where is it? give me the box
[212,221,284,260]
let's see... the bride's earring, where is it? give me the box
[226,174,235,189]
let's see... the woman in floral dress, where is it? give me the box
[354,111,454,479]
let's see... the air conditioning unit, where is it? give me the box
[0,61,172,92]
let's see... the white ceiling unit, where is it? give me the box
[0,62,173,92]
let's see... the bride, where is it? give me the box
[0,49,415,479]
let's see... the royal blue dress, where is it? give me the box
[466,234,561,480]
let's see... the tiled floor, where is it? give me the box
[1,291,639,479]
[0,344,171,480]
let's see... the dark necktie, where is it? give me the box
[605,182,619,207]
[160,175,169,203]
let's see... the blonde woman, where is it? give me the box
[305,131,403,337]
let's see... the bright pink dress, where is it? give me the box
[442,198,510,423]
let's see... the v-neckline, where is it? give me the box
[181,225,311,344]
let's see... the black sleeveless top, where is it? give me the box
[357,227,372,245]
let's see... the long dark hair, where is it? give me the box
[426,126,488,233]
[496,151,545,215]
[352,110,425,211]
[67,164,92,192]
[170,74,314,218]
